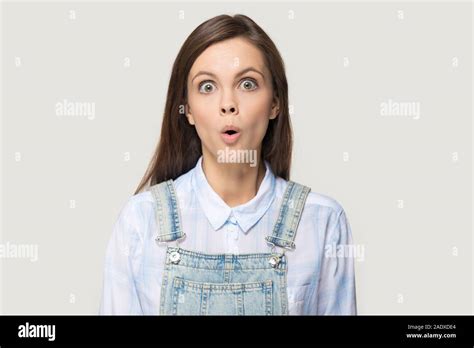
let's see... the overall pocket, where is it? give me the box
[171,277,273,315]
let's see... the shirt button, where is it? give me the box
[232,230,239,240]
[229,213,237,224]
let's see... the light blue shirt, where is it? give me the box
[99,156,357,315]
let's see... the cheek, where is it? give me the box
[241,89,273,117]
[193,116,213,143]
[248,118,270,144]
[187,97,223,150]
[188,95,215,131]
[240,93,273,133]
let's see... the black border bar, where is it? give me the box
[0,315,473,346]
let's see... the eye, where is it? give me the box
[239,78,258,91]
[198,81,216,94]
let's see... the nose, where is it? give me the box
[220,105,237,115]
[220,95,238,116]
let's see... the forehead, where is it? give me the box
[189,37,267,78]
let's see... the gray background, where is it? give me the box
[1,0,472,314]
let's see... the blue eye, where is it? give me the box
[240,78,258,91]
[199,81,216,94]
[198,78,258,94]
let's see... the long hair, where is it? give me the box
[134,14,293,194]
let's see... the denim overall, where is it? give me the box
[149,179,311,315]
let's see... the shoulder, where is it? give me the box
[120,170,194,224]
[274,176,345,219]
[274,177,353,243]
[114,190,155,233]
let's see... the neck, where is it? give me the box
[201,150,266,208]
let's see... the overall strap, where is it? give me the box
[265,181,311,250]
[149,179,185,242]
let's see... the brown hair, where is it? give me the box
[134,14,293,195]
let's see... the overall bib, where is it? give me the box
[149,179,311,315]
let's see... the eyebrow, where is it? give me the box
[191,66,265,83]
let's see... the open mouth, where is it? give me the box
[221,126,241,144]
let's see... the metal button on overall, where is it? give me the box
[169,250,181,264]
[269,255,281,268]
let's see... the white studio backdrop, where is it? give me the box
[0,0,472,314]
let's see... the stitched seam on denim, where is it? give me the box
[268,181,294,243]
[291,186,310,231]
[268,182,311,249]
[150,184,166,240]
[173,277,273,291]
[166,247,280,259]
[166,180,185,239]
[167,264,286,270]
[286,185,311,242]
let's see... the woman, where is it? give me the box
[99,14,357,315]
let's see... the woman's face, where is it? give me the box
[186,36,279,163]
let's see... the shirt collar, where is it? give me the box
[191,155,276,234]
